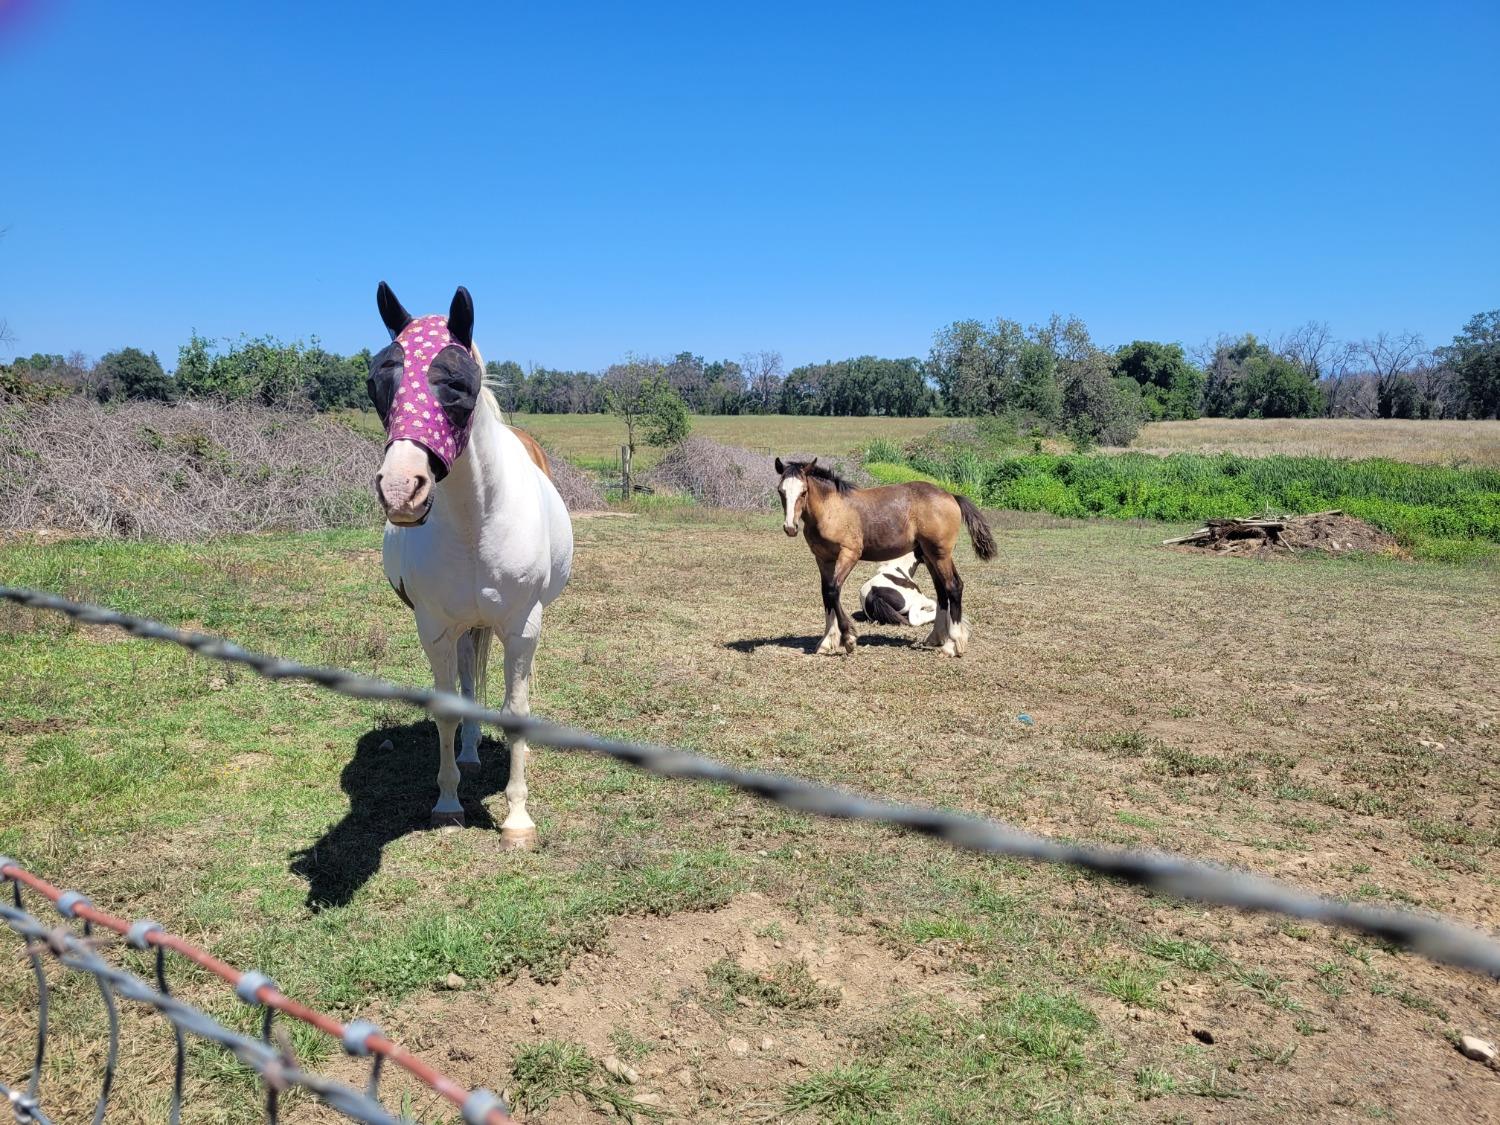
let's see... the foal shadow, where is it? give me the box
[289,721,510,911]
[725,632,919,655]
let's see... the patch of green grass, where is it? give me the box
[1134,1066,1178,1099]
[1094,958,1164,1008]
[706,957,839,1011]
[993,990,1100,1069]
[1154,745,1239,778]
[1233,966,1301,1011]
[786,1062,892,1121]
[1143,936,1224,972]
[896,915,982,945]
[816,993,1107,1121]
[1314,961,1349,999]
[1115,810,1158,829]
[510,1039,662,1120]
[1408,817,1497,849]
[1394,989,1444,1018]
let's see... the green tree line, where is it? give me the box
[4,310,1497,437]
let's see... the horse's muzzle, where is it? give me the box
[386,501,432,528]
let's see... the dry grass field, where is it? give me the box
[2,508,1497,1122]
[1119,418,1500,466]
[491,413,949,473]
[336,410,949,475]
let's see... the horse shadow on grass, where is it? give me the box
[289,721,511,911]
[724,630,920,655]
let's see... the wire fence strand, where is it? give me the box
[4,584,1499,980]
[0,860,511,1125]
[0,898,405,1124]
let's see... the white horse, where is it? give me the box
[368,282,573,846]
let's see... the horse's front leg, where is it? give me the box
[816,551,861,656]
[421,632,464,828]
[456,627,492,776]
[498,631,539,850]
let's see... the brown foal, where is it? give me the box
[774,457,997,656]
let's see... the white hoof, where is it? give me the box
[815,636,840,656]
[500,825,537,850]
[949,621,970,656]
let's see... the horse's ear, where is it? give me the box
[448,286,474,349]
[774,457,784,474]
[377,281,412,338]
[807,456,818,470]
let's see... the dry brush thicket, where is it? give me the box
[0,398,610,540]
[647,437,870,510]
[0,396,380,539]
[540,445,606,511]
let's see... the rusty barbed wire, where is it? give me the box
[3,583,1499,989]
[0,860,510,1125]
[0,896,406,1124]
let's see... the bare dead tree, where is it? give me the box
[1277,321,1349,380]
[1357,330,1428,418]
[1407,355,1462,419]
[740,350,784,413]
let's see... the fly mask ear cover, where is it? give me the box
[384,314,481,476]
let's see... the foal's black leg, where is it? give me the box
[833,587,857,651]
[922,552,968,655]
[816,552,860,655]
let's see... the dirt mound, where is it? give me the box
[316,894,977,1121]
[1168,510,1403,557]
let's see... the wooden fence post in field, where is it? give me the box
[621,444,632,499]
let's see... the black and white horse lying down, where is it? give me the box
[858,553,937,627]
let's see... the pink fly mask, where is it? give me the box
[369,283,483,478]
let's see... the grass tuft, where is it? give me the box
[511,1039,662,1120]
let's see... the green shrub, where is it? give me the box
[869,441,1500,561]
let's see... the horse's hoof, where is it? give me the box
[939,640,961,658]
[429,809,465,829]
[842,637,857,654]
[458,758,481,777]
[499,826,537,851]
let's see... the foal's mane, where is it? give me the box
[790,460,855,496]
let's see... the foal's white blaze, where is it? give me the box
[377,439,435,525]
[779,476,806,536]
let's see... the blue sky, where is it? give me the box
[1,0,1495,372]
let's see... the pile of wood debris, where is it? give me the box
[1164,510,1403,557]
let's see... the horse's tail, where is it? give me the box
[956,494,997,561]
